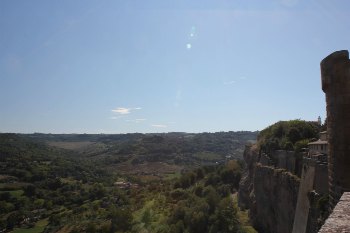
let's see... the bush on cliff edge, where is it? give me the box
[258,120,319,154]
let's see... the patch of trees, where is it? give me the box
[258,120,320,154]
[0,133,253,233]
[27,131,258,165]
[0,134,126,232]
[167,161,243,233]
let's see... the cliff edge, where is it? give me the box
[238,145,300,233]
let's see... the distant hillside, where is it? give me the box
[0,132,257,232]
[26,131,258,177]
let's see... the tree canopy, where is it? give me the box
[257,120,320,153]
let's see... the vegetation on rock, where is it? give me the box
[257,120,320,153]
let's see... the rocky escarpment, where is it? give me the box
[238,145,300,233]
[238,144,260,209]
[251,165,300,233]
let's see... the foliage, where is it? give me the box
[28,131,258,167]
[258,120,319,154]
[167,163,244,233]
[0,133,254,233]
[11,219,48,233]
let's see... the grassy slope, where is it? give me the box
[11,219,49,233]
[233,194,257,233]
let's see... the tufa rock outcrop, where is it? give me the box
[238,145,300,233]
[238,144,260,210]
[251,165,299,233]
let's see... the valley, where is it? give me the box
[0,131,257,233]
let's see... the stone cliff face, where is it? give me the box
[251,165,300,233]
[239,145,300,233]
[238,144,260,209]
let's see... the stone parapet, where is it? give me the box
[318,192,350,232]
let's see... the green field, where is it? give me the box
[11,219,48,233]
[164,172,181,180]
[193,152,223,161]
[0,190,24,198]
[233,194,258,233]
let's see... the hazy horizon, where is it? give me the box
[0,129,259,135]
[1,0,350,134]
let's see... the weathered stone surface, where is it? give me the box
[271,150,296,174]
[321,50,350,208]
[318,192,350,233]
[340,192,350,202]
[238,145,302,233]
[292,157,329,233]
[251,165,300,233]
[292,160,316,233]
[238,144,259,209]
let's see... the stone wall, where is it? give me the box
[238,144,260,209]
[238,50,350,233]
[251,164,300,233]
[292,158,329,233]
[238,146,301,233]
[318,192,350,232]
[292,159,316,233]
[259,153,272,166]
[321,50,350,208]
[314,161,328,195]
[271,150,297,174]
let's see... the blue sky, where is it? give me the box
[1,0,349,133]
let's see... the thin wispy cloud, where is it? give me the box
[112,108,131,115]
[223,76,247,85]
[111,107,142,115]
[126,119,146,123]
[151,124,167,128]
[110,116,121,120]
[223,80,236,85]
